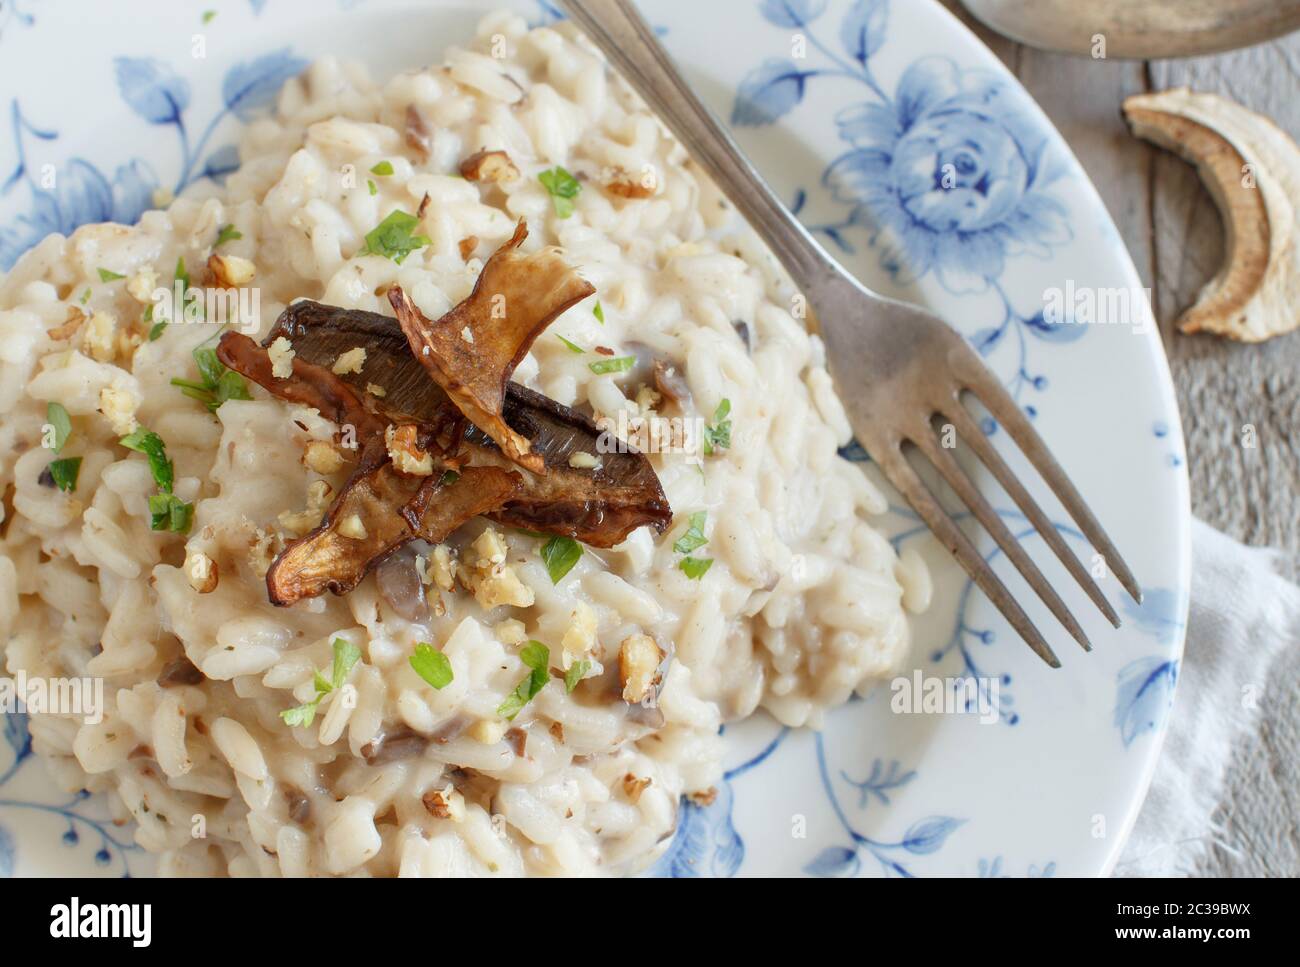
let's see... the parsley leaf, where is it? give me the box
[588,355,635,375]
[540,535,582,584]
[367,179,377,196]
[556,334,585,354]
[148,493,193,533]
[672,511,709,555]
[362,210,431,264]
[592,299,604,324]
[202,9,216,24]
[679,556,714,580]
[497,642,551,720]
[79,288,91,305]
[563,659,590,694]
[97,268,125,282]
[370,160,394,176]
[46,402,72,454]
[280,638,363,728]
[410,643,454,690]
[214,223,242,247]
[169,345,251,412]
[538,166,580,218]
[119,427,175,493]
[47,457,82,493]
[702,398,732,455]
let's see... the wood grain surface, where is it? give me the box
[939,0,1299,877]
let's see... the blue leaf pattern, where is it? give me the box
[201,144,241,184]
[902,816,964,854]
[1023,309,1087,343]
[649,783,744,877]
[0,824,14,877]
[1115,657,1178,747]
[732,58,808,126]
[114,57,191,124]
[804,846,861,876]
[3,712,31,763]
[222,48,309,120]
[760,0,828,28]
[840,0,888,63]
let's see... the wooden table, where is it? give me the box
[940,1,1299,877]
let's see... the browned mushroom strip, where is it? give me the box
[264,301,671,545]
[389,219,595,473]
[266,463,521,606]
[216,331,388,443]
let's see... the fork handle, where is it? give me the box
[558,0,837,289]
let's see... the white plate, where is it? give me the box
[0,0,1190,877]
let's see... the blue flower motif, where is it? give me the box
[1122,586,1184,645]
[824,57,1071,293]
[222,48,309,121]
[733,59,812,126]
[804,845,860,876]
[648,783,744,878]
[0,157,158,271]
[1114,656,1179,746]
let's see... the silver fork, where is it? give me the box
[559,0,1141,667]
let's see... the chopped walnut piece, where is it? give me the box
[302,440,346,475]
[688,787,718,807]
[548,721,565,744]
[48,306,87,341]
[405,105,431,159]
[267,336,295,379]
[185,551,219,593]
[459,149,521,184]
[619,633,664,704]
[83,310,118,362]
[337,513,368,540]
[207,253,256,287]
[278,479,333,537]
[384,423,434,476]
[559,601,597,671]
[421,784,465,822]
[331,347,366,375]
[458,235,478,260]
[604,166,657,199]
[366,382,387,398]
[126,266,159,304]
[248,526,281,577]
[622,773,652,803]
[467,718,508,745]
[494,618,526,646]
[504,727,527,757]
[567,451,599,470]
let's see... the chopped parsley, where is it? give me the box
[202,9,216,24]
[46,457,82,493]
[146,305,167,341]
[79,288,91,305]
[702,398,732,455]
[409,643,454,690]
[370,160,394,176]
[540,535,582,584]
[170,345,251,412]
[592,299,604,324]
[563,659,591,694]
[214,223,242,247]
[679,556,714,580]
[497,641,550,720]
[367,179,377,196]
[538,166,580,218]
[174,256,203,320]
[672,511,709,554]
[674,511,712,579]
[148,493,193,533]
[281,638,363,727]
[96,268,125,282]
[362,210,430,264]
[556,334,585,354]
[119,426,192,532]
[588,355,635,375]
[439,469,460,486]
[46,402,72,454]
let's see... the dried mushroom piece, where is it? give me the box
[389,219,596,473]
[1124,88,1300,342]
[266,463,521,605]
[268,301,670,545]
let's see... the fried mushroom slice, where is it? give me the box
[266,464,521,606]
[263,301,671,545]
[388,219,596,473]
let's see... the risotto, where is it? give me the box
[0,11,926,876]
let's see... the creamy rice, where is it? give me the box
[0,12,925,876]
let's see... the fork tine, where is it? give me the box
[955,357,1143,604]
[911,429,1092,652]
[874,442,1061,668]
[937,402,1121,629]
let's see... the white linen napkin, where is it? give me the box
[1113,519,1300,876]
